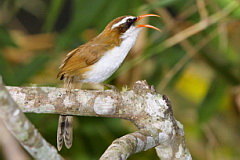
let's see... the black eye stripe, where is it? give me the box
[126,18,136,23]
[127,19,133,23]
[114,17,137,33]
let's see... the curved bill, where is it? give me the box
[137,24,161,31]
[136,14,161,21]
[135,14,161,31]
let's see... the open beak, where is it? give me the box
[136,14,161,31]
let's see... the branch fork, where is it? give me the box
[0,77,191,160]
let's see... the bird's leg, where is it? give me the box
[82,83,119,92]
[64,77,74,93]
[64,81,82,93]
[102,83,120,92]
[81,83,104,90]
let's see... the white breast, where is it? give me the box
[82,26,142,83]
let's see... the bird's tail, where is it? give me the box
[57,115,73,151]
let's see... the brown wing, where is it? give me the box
[57,41,114,80]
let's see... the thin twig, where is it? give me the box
[196,0,209,20]
[114,1,239,80]
[147,1,237,90]
[163,0,239,48]
[158,28,218,90]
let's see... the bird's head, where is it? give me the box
[102,14,161,40]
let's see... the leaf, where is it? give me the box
[42,0,65,32]
[56,0,110,51]
[11,54,50,85]
[95,0,131,30]
[145,0,181,10]
[198,76,228,123]
[216,0,240,18]
[0,51,13,84]
[0,26,17,47]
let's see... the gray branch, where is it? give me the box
[0,78,64,160]
[4,80,191,160]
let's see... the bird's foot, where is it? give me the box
[80,83,120,93]
[102,83,120,93]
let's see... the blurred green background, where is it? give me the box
[0,0,240,159]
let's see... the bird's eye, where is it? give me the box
[126,19,133,23]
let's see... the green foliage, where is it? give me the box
[216,0,240,18]
[198,77,228,123]
[42,0,65,32]
[0,51,12,82]
[0,26,17,47]
[11,54,50,85]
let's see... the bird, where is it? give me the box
[56,14,161,151]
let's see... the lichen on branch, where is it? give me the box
[3,79,191,160]
[0,78,64,160]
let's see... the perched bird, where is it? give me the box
[57,14,160,151]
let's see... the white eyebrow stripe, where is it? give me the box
[111,16,136,29]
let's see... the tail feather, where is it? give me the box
[64,116,73,149]
[57,115,73,151]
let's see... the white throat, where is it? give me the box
[82,26,142,83]
[121,26,142,40]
